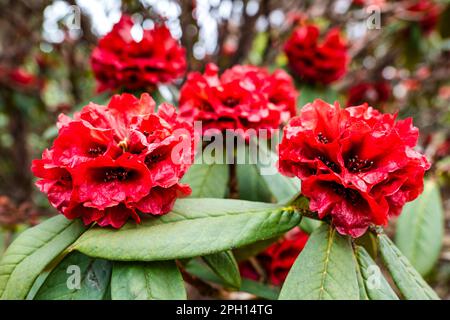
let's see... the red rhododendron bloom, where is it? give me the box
[346,81,391,107]
[91,15,186,92]
[0,66,43,91]
[278,100,430,237]
[32,93,194,228]
[239,228,309,286]
[406,0,441,34]
[284,25,348,85]
[179,63,298,137]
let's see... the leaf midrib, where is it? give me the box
[318,226,335,300]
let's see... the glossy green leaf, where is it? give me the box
[34,252,111,300]
[378,233,439,300]
[73,199,301,261]
[395,180,444,276]
[202,251,241,289]
[237,162,272,202]
[181,158,229,199]
[279,224,359,300]
[249,140,301,204]
[355,246,398,300]
[233,237,280,262]
[111,261,186,300]
[0,216,87,299]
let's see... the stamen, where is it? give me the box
[88,146,106,156]
[223,97,239,107]
[118,139,128,152]
[317,132,329,144]
[145,153,163,166]
[103,168,132,182]
[331,183,360,205]
[347,155,374,173]
[317,155,340,173]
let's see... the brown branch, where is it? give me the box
[176,261,223,298]
[227,0,265,67]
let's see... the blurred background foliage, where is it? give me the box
[0,0,449,298]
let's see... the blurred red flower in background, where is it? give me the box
[278,100,430,237]
[0,66,43,91]
[352,0,387,6]
[32,93,194,228]
[346,81,391,107]
[405,0,441,34]
[239,228,309,286]
[91,15,186,92]
[179,63,298,138]
[284,25,348,85]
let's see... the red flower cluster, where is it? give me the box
[284,25,348,85]
[406,0,441,34]
[91,15,186,92]
[278,100,430,237]
[239,228,309,286]
[32,93,194,228]
[346,81,391,107]
[352,0,387,7]
[179,63,298,137]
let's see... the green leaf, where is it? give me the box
[354,257,369,300]
[185,259,279,300]
[34,252,111,300]
[233,237,280,262]
[297,85,339,107]
[240,278,280,300]
[0,230,4,258]
[378,233,439,300]
[279,224,359,300]
[202,251,241,289]
[73,199,301,261]
[249,139,301,204]
[181,158,229,198]
[299,217,322,234]
[111,261,186,300]
[395,180,444,276]
[237,162,272,202]
[355,246,399,300]
[0,216,87,299]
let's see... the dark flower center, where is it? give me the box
[145,150,167,167]
[59,171,72,186]
[223,97,239,108]
[317,132,329,144]
[346,155,374,173]
[88,145,106,156]
[61,173,72,182]
[199,101,214,111]
[317,155,340,173]
[102,167,134,182]
[331,182,361,206]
